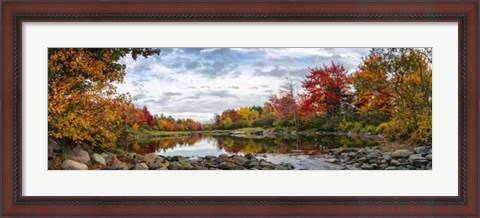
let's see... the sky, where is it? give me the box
[116,48,370,123]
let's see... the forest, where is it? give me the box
[48,48,432,151]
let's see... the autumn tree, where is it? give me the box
[269,78,300,129]
[369,48,432,144]
[48,48,160,148]
[301,62,351,117]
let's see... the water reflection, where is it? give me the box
[126,134,381,157]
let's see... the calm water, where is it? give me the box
[127,133,380,157]
[126,134,381,170]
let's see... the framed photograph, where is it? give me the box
[1,0,478,216]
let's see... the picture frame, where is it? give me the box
[1,0,478,216]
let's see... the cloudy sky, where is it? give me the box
[116,48,370,123]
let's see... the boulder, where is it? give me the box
[361,163,374,170]
[91,153,106,166]
[216,154,229,162]
[133,163,149,170]
[231,155,248,166]
[104,157,128,170]
[168,161,194,170]
[259,160,275,169]
[61,159,88,170]
[148,161,169,170]
[391,149,412,159]
[413,146,430,154]
[142,153,158,164]
[390,159,402,166]
[63,145,90,164]
[409,154,428,166]
[204,155,217,160]
[101,152,116,164]
[218,161,237,170]
[170,155,189,162]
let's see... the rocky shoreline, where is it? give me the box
[49,140,294,170]
[49,139,431,170]
[324,145,432,170]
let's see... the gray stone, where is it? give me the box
[232,155,248,166]
[385,166,396,170]
[133,163,149,170]
[170,155,189,162]
[168,161,194,170]
[91,153,106,166]
[63,145,90,164]
[391,149,412,159]
[413,146,429,154]
[356,157,367,162]
[390,159,402,166]
[361,163,374,170]
[101,152,116,164]
[61,159,88,170]
[426,154,432,161]
[216,154,229,162]
[148,161,169,170]
[204,155,216,160]
[259,160,275,169]
[409,154,428,166]
[218,161,237,170]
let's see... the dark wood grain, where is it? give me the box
[1,0,478,216]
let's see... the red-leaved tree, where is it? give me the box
[301,62,351,118]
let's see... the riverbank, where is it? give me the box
[324,145,432,170]
[48,137,431,170]
[48,139,294,170]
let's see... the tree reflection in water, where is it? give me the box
[126,133,381,157]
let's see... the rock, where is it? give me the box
[61,160,88,170]
[245,154,255,159]
[148,161,169,170]
[216,154,229,162]
[385,166,396,170]
[243,160,259,169]
[168,161,193,170]
[259,160,275,169]
[426,154,432,161]
[101,152,116,164]
[142,153,158,164]
[170,155,189,162]
[104,157,128,170]
[275,165,290,170]
[356,157,367,163]
[133,163,149,170]
[382,154,392,162]
[413,146,430,154]
[391,149,412,159]
[426,162,432,170]
[204,155,216,160]
[91,153,106,166]
[232,155,248,166]
[218,161,237,170]
[409,154,428,166]
[63,145,90,164]
[361,163,374,170]
[390,159,402,166]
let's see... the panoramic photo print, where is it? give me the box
[48,48,432,170]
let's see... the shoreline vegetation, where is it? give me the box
[48,48,432,170]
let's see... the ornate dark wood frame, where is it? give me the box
[1,0,478,216]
